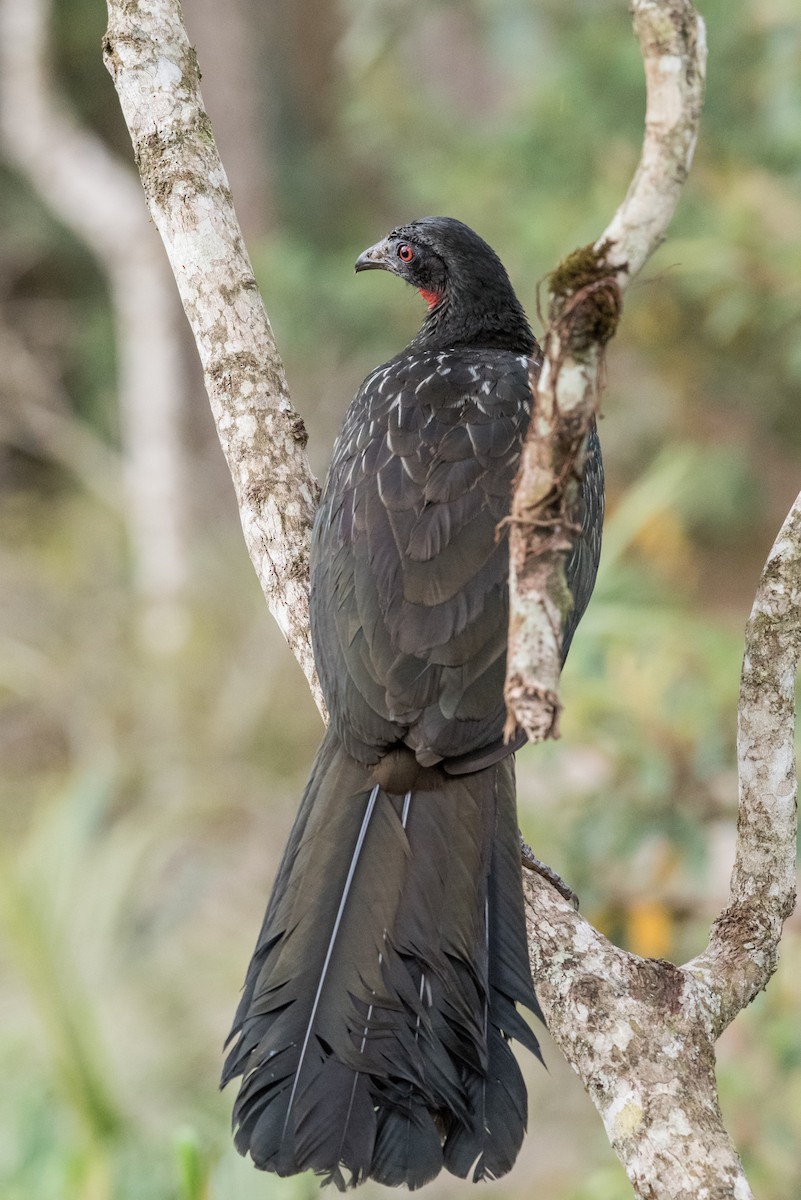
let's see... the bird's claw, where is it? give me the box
[519,835,579,909]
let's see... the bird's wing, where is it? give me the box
[563,419,604,661]
[311,347,532,765]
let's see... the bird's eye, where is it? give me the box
[397,243,414,262]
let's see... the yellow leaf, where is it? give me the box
[626,899,673,959]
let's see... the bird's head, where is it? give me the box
[355,216,535,353]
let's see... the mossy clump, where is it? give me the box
[548,239,622,358]
[549,240,614,298]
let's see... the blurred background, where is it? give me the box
[0,0,799,1197]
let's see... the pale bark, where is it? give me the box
[103,0,324,712]
[687,499,800,1025]
[0,0,188,654]
[103,1,798,1197]
[525,493,799,1200]
[504,0,707,742]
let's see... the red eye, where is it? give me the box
[397,243,414,262]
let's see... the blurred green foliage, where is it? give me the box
[1,0,800,1198]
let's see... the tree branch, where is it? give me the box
[504,0,707,742]
[524,492,799,1199]
[103,0,324,711]
[687,494,800,1028]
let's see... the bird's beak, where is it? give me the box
[354,238,391,273]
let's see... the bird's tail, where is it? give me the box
[222,728,540,1190]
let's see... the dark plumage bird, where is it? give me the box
[222,217,604,1189]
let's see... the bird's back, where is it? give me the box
[311,345,535,772]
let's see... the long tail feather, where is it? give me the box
[442,758,540,1181]
[224,731,539,1187]
[282,783,380,1138]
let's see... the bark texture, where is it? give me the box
[504,0,706,741]
[104,1,798,1196]
[525,492,799,1200]
[103,0,324,711]
[687,500,800,1025]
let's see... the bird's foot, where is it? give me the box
[519,835,579,909]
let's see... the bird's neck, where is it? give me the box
[412,289,536,355]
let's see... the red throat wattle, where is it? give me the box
[419,288,441,308]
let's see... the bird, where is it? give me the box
[222,216,604,1189]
